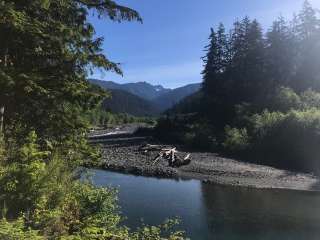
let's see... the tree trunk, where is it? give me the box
[0,106,4,133]
[1,46,8,133]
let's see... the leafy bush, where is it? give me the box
[300,89,320,109]
[223,126,250,152]
[241,109,320,172]
[219,106,320,173]
[0,131,188,239]
[250,110,286,138]
[184,123,217,151]
[271,87,301,112]
[0,218,43,240]
[155,114,217,150]
[154,115,194,144]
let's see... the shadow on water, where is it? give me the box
[90,169,320,240]
[201,183,320,240]
[311,178,320,190]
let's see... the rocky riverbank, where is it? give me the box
[91,125,320,192]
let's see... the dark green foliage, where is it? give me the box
[0,133,186,239]
[223,126,249,152]
[0,0,188,238]
[201,1,320,124]
[102,89,160,117]
[226,108,320,173]
[85,107,155,127]
[159,1,320,174]
[155,115,217,151]
[216,88,320,173]
[155,115,195,144]
[0,0,141,141]
[167,91,205,115]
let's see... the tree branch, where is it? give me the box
[74,0,142,22]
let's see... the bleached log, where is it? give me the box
[184,154,190,161]
[140,144,191,167]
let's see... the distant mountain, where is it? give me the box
[152,83,201,111]
[167,91,204,114]
[89,79,171,101]
[89,79,201,116]
[102,89,160,117]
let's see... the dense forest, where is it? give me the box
[157,1,320,174]
[85,107,155,127]
[0,0,185,239]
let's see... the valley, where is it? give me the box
[89,79,201,116]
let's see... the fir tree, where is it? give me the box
[0,0,141,140]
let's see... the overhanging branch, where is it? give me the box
[74,0,142,22]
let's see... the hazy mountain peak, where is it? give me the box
[89,79,201,116]
[89,79,171,100]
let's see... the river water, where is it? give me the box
[90,169,320,240]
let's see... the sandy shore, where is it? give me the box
[90,126,320,192]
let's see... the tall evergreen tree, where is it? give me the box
[201,24,232,127]
[216,23,228,73]
[202,28,221,95]
[228,18,266,104]
[0,0,141,141]
[294,0,320,91]
[297,0,319,40]
[266,16,295,89]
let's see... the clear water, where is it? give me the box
[90,169,320,240]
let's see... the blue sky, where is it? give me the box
[90,0,320,88]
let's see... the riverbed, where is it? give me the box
[89,127,320,191]
[91,169,320,240]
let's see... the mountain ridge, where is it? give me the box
[89,79,172,101]
[152,83,201,111]
[101,89,160,117]
[89,79,201,116]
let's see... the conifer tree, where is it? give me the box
[0,0,141,140]
[202,28,220,94]
[294,0,320,91]
[266,16,295,89]
[227,18,266,104]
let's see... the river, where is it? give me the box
[90,169,320,240]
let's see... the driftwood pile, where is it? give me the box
[139,144,191,168]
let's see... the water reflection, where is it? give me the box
[90,169,320,240]
[201,183,320,239]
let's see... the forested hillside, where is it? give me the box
[153,83,201,112]
[90,79,171,100]
[90,79,201,116]
[102,89,160,116]
[157,1,320,174]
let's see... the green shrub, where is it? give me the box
[0,218,43,240]
[250,110,285,138]
[184,123,217,151]
[223,126,250,152]
[155,115,192,144]
[155,114,218,151]
[270,87,301,112]
[245,108,320,172]
[0,131,188,239]
[300,89,320,109]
